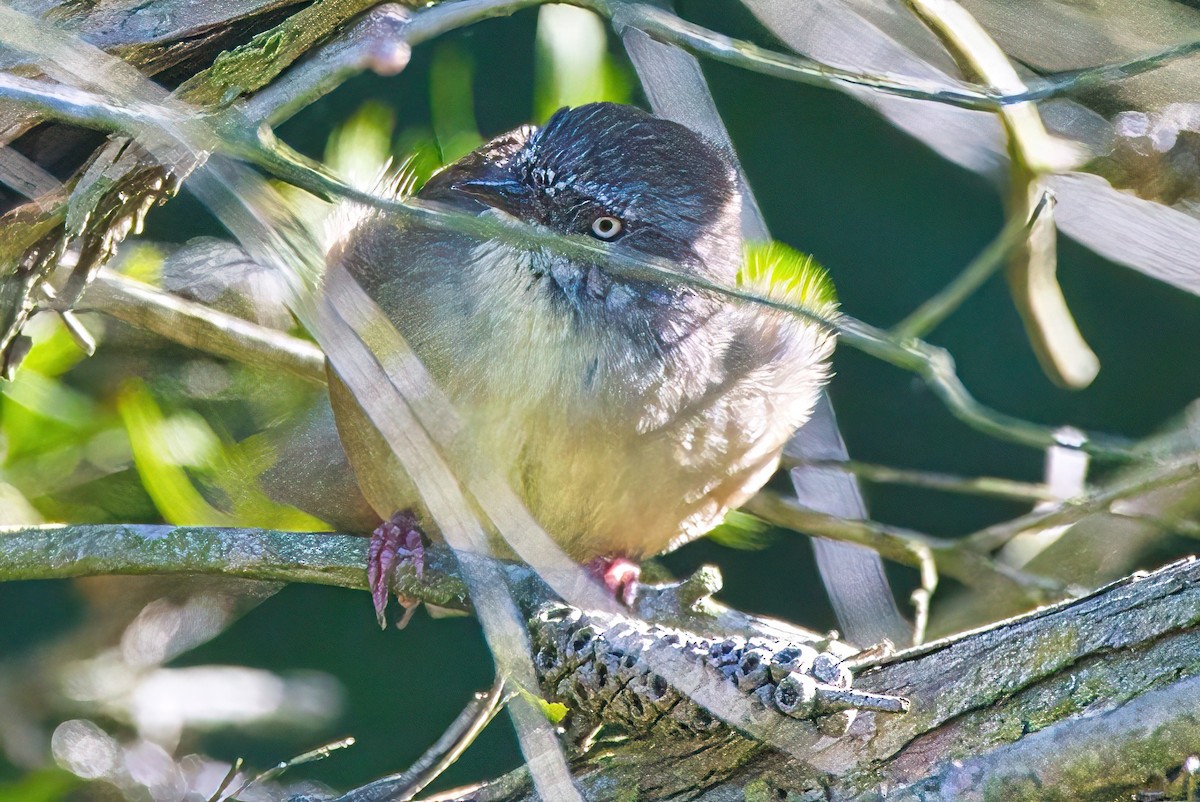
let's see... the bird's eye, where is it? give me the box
[590,215,623,240]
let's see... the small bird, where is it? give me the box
[324,102,836,623]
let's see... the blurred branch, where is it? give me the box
[964,457,1200,553]
[905,0,1098,389]
[784,457,1063,503]
[741,492,1069,608]
[83,269,326,383]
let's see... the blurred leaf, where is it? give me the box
[212,432,330,531]
[325,101,396,190]
[1,317,106,464]
[2,370,98,430]
[430,44,483,163]
[115,241,165,285]
[534,4,631,122]
[13,314,88,379]
[706,510,778,551]
[518,687,569,725]
[116,379,236,525]
[0,767,80,802]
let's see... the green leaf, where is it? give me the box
[0,767,80,802]
[518,687,569,724]
[533,5,632,122]
[738,241,838,313]
[706,510,777,551]
[116,380,236,525]
[430,44,483,163]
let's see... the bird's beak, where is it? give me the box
[452,176,534,218]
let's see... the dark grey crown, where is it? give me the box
[421,102,741,275]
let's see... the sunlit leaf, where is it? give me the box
[706,510,777,551]
[739,241,838,313]
[518,687,570,725]
[534,5,632,122]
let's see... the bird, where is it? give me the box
[322,102,838,625]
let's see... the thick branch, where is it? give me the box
[441,557,1200,801]
[0,524,843,649]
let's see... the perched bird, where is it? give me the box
[323,102,837,623]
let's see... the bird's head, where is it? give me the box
[419,103,743,331]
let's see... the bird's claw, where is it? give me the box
[587,556,641,607]
[368,510,426,629]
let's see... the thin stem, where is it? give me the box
[593,1,995,110]
[891,192,1050,340]
[964,459,1200,554]
[740,492,1067,605]
[839,316,1134,459]
[1017,38,1200,104]
[784,458,1063,503]
[222,738,357,802]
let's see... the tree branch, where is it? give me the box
[432,557,1200,801]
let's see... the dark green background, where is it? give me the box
[3,1,1200,795]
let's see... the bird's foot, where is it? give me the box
[587,556,641,607]
[368,510,426,630]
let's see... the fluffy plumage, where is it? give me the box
[324,102,835,561]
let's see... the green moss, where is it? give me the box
[180,0,379,106]
[744,779,772,802]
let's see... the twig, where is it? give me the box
[964,459,1200,554]
[594,1,993,110]
[82,270,326,383]
[904,0,1098,389]
[837,315,1132,459]
[223,737,357,801]
[1017,38,1200,104]
[740,492,1067,606]
[782,457,1062,503]
[891,192,1050,340]
[335,678,511,802]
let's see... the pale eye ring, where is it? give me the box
[590,215,623,240]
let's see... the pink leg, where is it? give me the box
[586,556,641,607]
[368,510,426,630]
